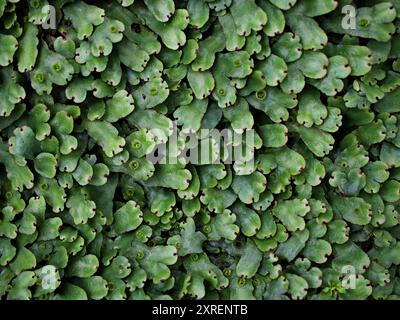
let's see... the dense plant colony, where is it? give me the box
[1,0,400,300]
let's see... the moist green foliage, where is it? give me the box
[1,0,400,301]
